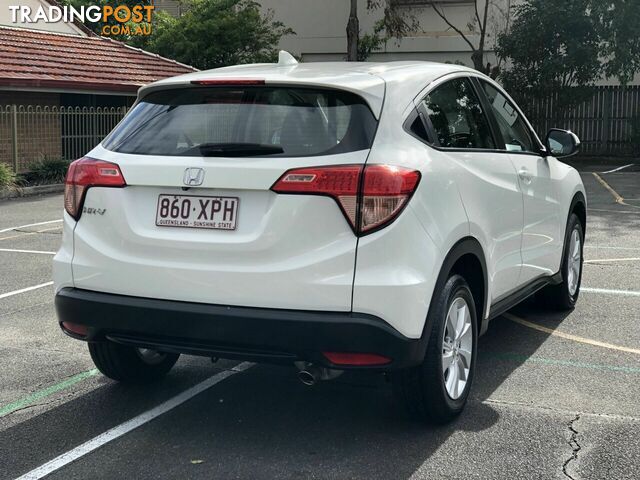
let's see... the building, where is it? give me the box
[0,0,197,171]
[259,0,507,65]
[256,0,638,86]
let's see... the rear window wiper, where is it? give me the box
[182,143,284,157]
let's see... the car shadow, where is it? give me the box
[1,298,574,480]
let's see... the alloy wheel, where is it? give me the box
[442,296,473,400]
[567,227,582,296]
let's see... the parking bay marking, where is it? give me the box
[0,369,99,418]
[0,248,56,255]
[504,313,640,355]
[0,219,62,234]
[581,287,640,297]
[487,352,640,374]
[584,257,640,264]
[0,226,62,242]
[0,282,54,300]
[592,172,640,209]
[601,164,636,174]
[14,362,254,480]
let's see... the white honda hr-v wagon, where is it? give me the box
[54,52,586,423]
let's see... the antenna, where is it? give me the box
[278,51,298,66]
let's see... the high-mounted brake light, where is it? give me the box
[64,157,126,220]
[190,79,266,86]
[271,164,420,235]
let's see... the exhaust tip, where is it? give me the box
[298,370,317,386]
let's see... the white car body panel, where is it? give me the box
[69,145,372,311]
[53,59,587,343]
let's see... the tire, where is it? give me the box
[539,213,584,310]
[88,341,179,383]
[393,274,478,424]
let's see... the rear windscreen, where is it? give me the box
[102,87,378,157]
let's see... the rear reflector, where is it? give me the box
[323,352,392,366]
[271,164,420,235]
[190,79,266,86]
[64,157,126,220]
[61,321,88,338]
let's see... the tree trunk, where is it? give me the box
[346,0,359,61]
[471,50,486,73]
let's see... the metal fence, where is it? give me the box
[521,86,640,156]
[0,105,128,173]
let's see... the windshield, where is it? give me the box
[102,86,378,157]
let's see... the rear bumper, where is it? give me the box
[55,288,423,370]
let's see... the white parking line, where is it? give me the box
[14,362,253,480]
[582,287,640,297]
[0,282,54,300]
[0,248,56,255]
[585,245,640,250]
[584,257,640,264]
[601,164,635,174]
[0,219,62,234]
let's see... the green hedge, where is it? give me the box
[0,163,16,189]
[21,158,71,186]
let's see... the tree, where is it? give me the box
[347,0,359,61]
[135,0,293,70]
[496,0,640,104]
[426,0,511,76]
[346,1,418,62]
[591,1,640,86]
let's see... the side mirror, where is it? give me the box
[545,129,581,158]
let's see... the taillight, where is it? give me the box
[64,157,126,220]
[271,164,420,235]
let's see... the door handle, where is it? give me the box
[518,168,533,184]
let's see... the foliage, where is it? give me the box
[347,1,418,61]
[0,163,16,190]
[591,1,640,86]
[357,21,387,61]
[497,0,640,105]
[25,158,71,185]
[425,0,511,76]
[366,0,419,40]
[134,0,294,70]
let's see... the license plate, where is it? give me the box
[156,194,239,230]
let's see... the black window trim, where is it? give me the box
[405,73,547,157]
[471,77,547,157]
[411,75,500,152]
[402,107,433,145]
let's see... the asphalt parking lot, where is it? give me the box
[0,162,638,480]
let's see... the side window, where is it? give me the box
[407,114,430,143]
[421,78,495,150]
[480,81,536,153]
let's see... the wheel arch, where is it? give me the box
[419,237,489,356]
[569,191,587,233]
[559,191,587,271]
